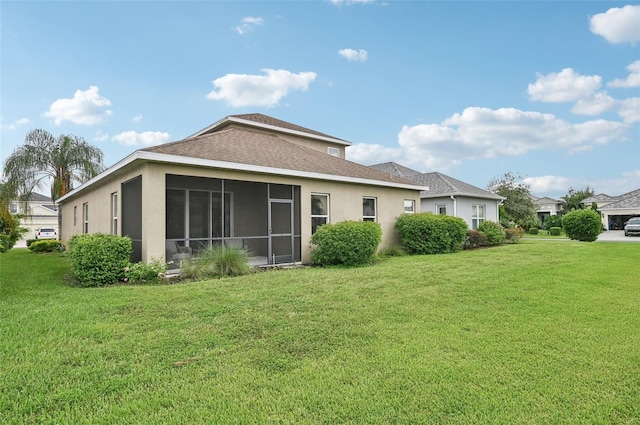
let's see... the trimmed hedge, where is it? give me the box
[395,213,467,255]
[311,221,381,266]
[28,240,64,253]
[477,221,505,246]
[68,233,132,287]
[549,226,562,236]
[529,227,539,235]
[562,209,602,242]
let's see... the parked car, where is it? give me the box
[35,227,57,239]
[624,218,640,237]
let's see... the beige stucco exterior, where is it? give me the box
[60,160,420,264]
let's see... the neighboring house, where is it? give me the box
[530,195,563,226]
[57,114,425,268]
[584,189,640,230]
[10,193,58,240]
[369,162,504,229]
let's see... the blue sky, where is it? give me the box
[1,0,639,199]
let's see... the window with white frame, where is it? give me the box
[111,192,118,235]
[311,193,329,234]
[436,204,447,215]
[327,147,340,158]
[363,197,377,222]
[404,199,415,214]
[9,202,18,214]
[83,203,89,234]
[472,204,485,229]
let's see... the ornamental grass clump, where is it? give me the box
[180,245,251,280]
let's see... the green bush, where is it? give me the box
[562,209,602,242]
[311,220,381,266]
[26,239,36,247]
[395,213,468,255]
[68,234,132,287]
[28,240,64,253]
[181,245,251,280]
[504,227,525,243]
[465,229,488,249]
[549,227,562,236]
[528,227,539,235]
[543,215,563,231]
[477,221,505,246]
[123,259,168,284]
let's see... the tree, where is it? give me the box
[561,186,595,213]
[0,182,28,252]
[487,172,538,229]
[2,129,104,237]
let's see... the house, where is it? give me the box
[10,193,58,240]
[530,195,563,226]
[583,189,640,230]
[56,114,425,268]
[369,162,504,229]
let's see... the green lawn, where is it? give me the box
[1,241,639,424]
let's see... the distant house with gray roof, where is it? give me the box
[529,195,563,226]
[584,189,640,230]
[369,162,504,229]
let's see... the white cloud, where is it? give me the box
[571,92,616,115]
[589,4,640,44]
[132,113,143,123]
[522,175,572,194]
[347,107,630,171]
[235,16,264,35]
[328,0,375,6]
[94,131,109,142]
[617,97,640,123]
[44,86,112,125]
[206,69,317,107]
[338,48,368,62]
[608,60,640,88]
[0,116,30,131]
[528,68,601,103]
[112,131,171,147]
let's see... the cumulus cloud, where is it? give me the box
[94,131,109,142]
[571,92,617,115]
[44,86,112,125]
[338,48,368,62]
[206,69,317,107]
[589,4,640,44]
[347,107,630,171]
[0,117,30,131]
[528,68,601,103]
[132,113,143,123]
[112,131,171,147]
[522,175,572,194]
[617,97,640,123]
[235,16,264,35]
[608,60,640,88]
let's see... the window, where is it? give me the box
[404,200,415,214]
[327,147,340,158]
[436,204,447,215]
[9,202,18,214]
[82,203,89,234]
[111,192,118,235]
[363,197,377,222]
[311,194,329,234]
[74,206,77,226]
[472,204,485,229]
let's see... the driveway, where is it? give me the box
[597,230,640,242]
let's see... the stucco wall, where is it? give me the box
[421,195,501,228]
[60,161,420,264]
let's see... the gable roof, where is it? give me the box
[369,163,503,200]
[58,117,425,203]
[599,188,640,210]
[188,113,350,146]
[582,193,617,204]
[533,196,562,204]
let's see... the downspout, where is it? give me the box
[450,195,457,217]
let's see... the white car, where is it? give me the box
[624,218,640,237]
[35,227,57,239]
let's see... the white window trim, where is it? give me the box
[311,193,330,234]
[83,203,89,234]
[327,147,340,158]
[363,197,377,222]
[111,193,118,235]
[436,204,447,215]
[404,199,415,214]
[472,204,486,229]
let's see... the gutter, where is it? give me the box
[450,195,457,217]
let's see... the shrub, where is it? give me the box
[549,227,562,236]
[477,221,505,246]
[28,240,64,253]
[529,227,539,235]
[504,227,525,243]
[311,220,381,266]
[181,245,251,280]
[26,239,36,247]
[123,259,168,284]
[395,213,468,255]
[562,209,602,242]
[68,234,132,287]
[465,229,488,249]
[543,215,563,231]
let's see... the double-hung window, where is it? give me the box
[472,204,485,229]
[311,194,329,234]
[111,192,118,235]
[363,197,377,222]
[82,203,89,234]
[436,204,447,215]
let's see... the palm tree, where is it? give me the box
[2,129,104,237]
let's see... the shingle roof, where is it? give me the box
[534,196,562,204]
[582,193,617,203]
[230,113,346,141]
[600,188,640,210]
[369,162,423,179]
[23,193,53,202]
[143,128,421,187]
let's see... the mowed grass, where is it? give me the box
[1,241,639,424]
